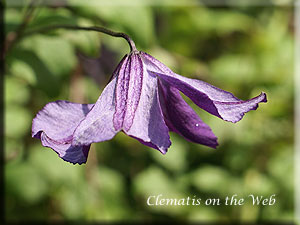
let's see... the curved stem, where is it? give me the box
[23,25,137,53]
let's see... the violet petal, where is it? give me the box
[124,63,171,154]
[32,100,93,140]
[141,52,267,123]
[72,75,120,145]
[113,54,143,131]
[123,54,143,131]
[41,132,90,164]
[158,80,218,148]
[32,100,94,164]
[72,55,129,146]
[113,55,131,130]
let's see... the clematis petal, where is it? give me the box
[141,52,267,123]
[124,61,171,154]
[157,73,267,123]
[32,100,94,164]
[72,55,128,146]
[123,54,143,131]
[40,133,90,164]
[72,75,119,145]
[113,55,131,130]
[113,54,143,131]
[32,100,93,140]
[158,80,218,148]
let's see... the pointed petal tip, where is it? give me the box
[158,139,172,155]
[40,139,88,165]
[158,146,169,155]
[159,149,167,155]
[132,135,171,155]
[220,91,268,124]
[202,136,218,149]
[210,142,219,149]
[208,135,219,149]
[261,91,267,103]
[152,140,171,155]
[38,131,90,165]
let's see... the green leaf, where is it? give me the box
[8,48,60,97]
[243,169,278,196]
[134,167,180,196]
[96,166,125,197]
[190,8,253,34]
[29,144,84,185]
[88,166,128,220]
[5,138,24,162]
[267,147,293,193]
[188,207,221,222]
[5,75,31,104]
[5,105,31,138]
[210,54,256,86]
[5,8,24,34]
[191,165,240,196]
[10,60,37,85]
[27,7,78,29]
[62,19,101,57]
[150,135,187,172]
[56,185,87,219]
[5,161,49,204]
[21,35,77,77]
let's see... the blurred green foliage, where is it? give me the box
[4,2,294,223]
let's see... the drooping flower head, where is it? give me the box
[32,49,267,164]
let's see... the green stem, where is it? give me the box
[24,25,137,53]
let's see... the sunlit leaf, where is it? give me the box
[5,75,31,104]
[151,135,187,172]
[5,105,31,138]
[20,35,77,77]
[5,162,49,203]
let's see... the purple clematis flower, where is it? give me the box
[32,50,267,164]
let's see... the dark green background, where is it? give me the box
[5,2,294,223]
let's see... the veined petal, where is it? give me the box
[113,53,143,131]
[157,73,267,123]
[72,55,128,145]
[32,100,93,140]
[32,100,94,164]
[113,55,131,130]
[158,80,218,148]
[72,75,119,145]
[141,52,267,123]
[125,60,171,154]
[123,54,143,131]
